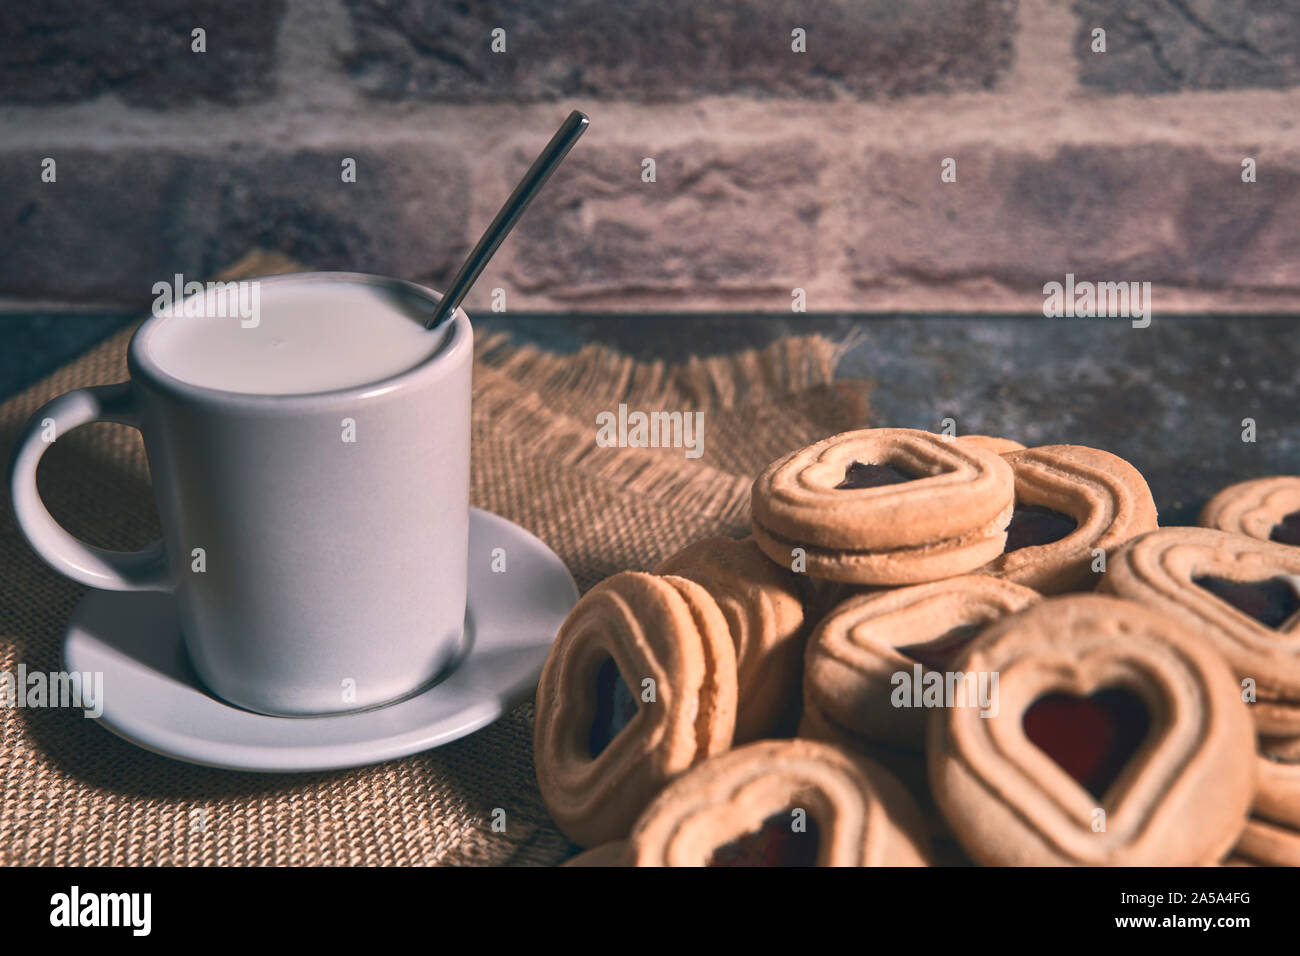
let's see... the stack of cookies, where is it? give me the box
[532,427,1300,866]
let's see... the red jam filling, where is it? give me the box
[1022,688,1150,799]
[1270,511,1300,547]
[588,657,638,758]
[1002,505,1078,553]
[1193,575,1300,629]
[708,811,821,867]
[835,461,918,489]
[897,623,984,672]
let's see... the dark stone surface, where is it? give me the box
[0,146,471,306]
[3,312,1296,529]
[1073,0,1300,93]
[0,0,287,106]
[343,0,1018,100]
[475,314,1300,526]
[849,144,1300,295]
[0,313,134,397]
[508,140,824,296]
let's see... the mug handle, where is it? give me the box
[8,381,171,592]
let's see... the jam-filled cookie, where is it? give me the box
[1100,527,1300,735]
[1200,476,1300,547]
[956,435,1025,455]
[977,445,1158,594]
[534,572,738,847]
[657,536,806,742]
[929,594,1256,866]
[624,739,931,866]
[751,428,1015,586]
[801,576,1040,752]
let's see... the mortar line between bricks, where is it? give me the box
[813,135,859,317]
[273,0,360,110]
[1005,0,1081,100]
[4,90,1300,152]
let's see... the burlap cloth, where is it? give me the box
[0,259,871,865]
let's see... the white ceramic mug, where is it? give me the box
[8,272,473,716]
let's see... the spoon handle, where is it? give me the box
[426,110,590,329]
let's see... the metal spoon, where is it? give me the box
[425,110,590,329]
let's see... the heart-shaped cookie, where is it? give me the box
[750,428,1015,585]
[533,572,738,847]
[1100,527,1300,734]
[956,434,1026,455]
[978,445,1158,594]
[1200,476,1300,547]
[929,593,1256,865]
[657,535,806,742]
[623,739,931,866]
[1021,688,1151,800]
[801,575,1039,752]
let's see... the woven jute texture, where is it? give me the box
[0,263,870,866]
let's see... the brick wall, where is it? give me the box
[1,0,1297,313]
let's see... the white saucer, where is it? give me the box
[62,508,577,773]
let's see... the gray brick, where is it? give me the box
[0,145,470,304]
[505,140,824,298]
[1074,0,1300,93]
[849,144,1300,295]
[0,1,286,106]
[343,0,1018,101]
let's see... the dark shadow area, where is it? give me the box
[0,312,135,397]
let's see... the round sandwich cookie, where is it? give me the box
[623,739,931,866]
[657,536,807,742]
[561,842,627,867]
[750,428,1015,586]
[1100,527,1300,735]
[801,576,1040,752]
[977,444,1158,594]
[534,572,738,847]
[1200,476,1300,547]
[956,434,1026,456]
[929,594,1256,866]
